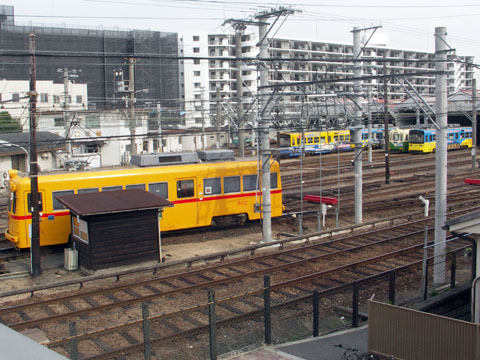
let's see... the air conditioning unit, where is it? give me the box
[64,248,78,271]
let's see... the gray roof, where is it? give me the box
[0,131,65,155]
[56,189,173,216]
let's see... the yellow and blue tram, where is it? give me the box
[408,127,472,153]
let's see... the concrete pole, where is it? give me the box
[216,87,221,149]
[472,78,477,170]
[157,104,163,152]
[383,53,390,184]
[235,26,245,157]
[367,90,372,163]
[416,106,421,126]
[129,58,136,156]
[259,19,272,242]
[353,27,363,225]
[63,68,72,160]
[434,27,448,286]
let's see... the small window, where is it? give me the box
[54,117,65,127]
[8,192,16,214]
[243,174,258,192]
[76,95,83,104]
[204,178,221,195]
[27,193,43,213]
[149,182,168,199]
[177,180,194,198]
[40,93,48,103]
[224,176,240,193]
[102,186,122,192]
[12,93,20,102]
[126,184,145,190]
[194,71,201,76]
[193,35,199,41]
[194,59,200,65]
[78,188,99,194]
[271,172,278,189]
[193,47,200,53]
[52,190,74,210]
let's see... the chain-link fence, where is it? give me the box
[45,246,474,359]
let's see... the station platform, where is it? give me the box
[224,326,368,360]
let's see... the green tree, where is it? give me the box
[0,111,21,133]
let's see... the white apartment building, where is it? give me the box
[180,31,474,127]
[0,79,88,127]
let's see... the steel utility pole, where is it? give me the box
[234,23,246,158]
[434,27,448,286]
[29,33,41,277]
[383,52,390,184]
[352,27,363,225]
[472,78,477,170]
[128,57,137,156]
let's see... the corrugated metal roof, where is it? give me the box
[56,189,173,216]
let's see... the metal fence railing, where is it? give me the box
[45,246,474,359]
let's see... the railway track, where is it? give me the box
[0,204,475,359]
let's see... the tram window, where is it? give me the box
[271,173,278,189]
[243,174,258,191]
[448,133,454,140]
[204,178,221,195]
[102,186,122,192]
[455,133,459,140]
[78,188,99,194]
[224,176,240,193]
[177,180,194,198]
[126,184,145,190]
[149,182,168,199]
[8,192,16,214]
[27,193,43,213]
[52,190,74,210]
[314,137,320,143]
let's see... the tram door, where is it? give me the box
[175,178,198,229]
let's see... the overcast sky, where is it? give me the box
[4,0,480,74]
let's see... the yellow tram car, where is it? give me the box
[5,160,284,249]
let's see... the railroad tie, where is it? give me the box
[143,284,162,294]
[180,313,204,327]
[119,330,140,345]
[196,273,214,282]
[225,266,245,275]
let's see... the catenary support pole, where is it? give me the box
[434,26,448,286]
[258,17,272,242]
[472,78,477,170]
[383,52,390,184]
[29,33,41,277]
[234,24,246,157]
[63,68,72,160]
[129,57,136,156]
[353,27,363,225]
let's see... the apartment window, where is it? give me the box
[194,82,201,88]
[194,71,201,76]
[193,35,199,41]
[12,93,19,102]
[40,93,48,103]
[85,115,100,129]
[76,95,83,104]
[194,59,200,65]
[194,94,201,100]
[193,47,200,53]
[65,95,72,104]
[54,117,65,127]
[53,95,61,104]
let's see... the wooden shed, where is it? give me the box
[56,189,173,271]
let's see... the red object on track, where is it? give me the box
[303,194,338,205]
[465,178,480,185]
